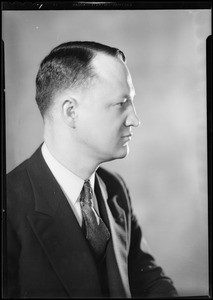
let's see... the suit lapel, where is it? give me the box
[26,147,102,298]
[95,174,131,298]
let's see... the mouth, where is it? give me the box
[121,133,133,141]
[122,132,133,137]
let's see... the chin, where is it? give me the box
[101,144,129,163]
[113,144,130,160]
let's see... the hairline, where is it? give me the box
[38,44,125,119]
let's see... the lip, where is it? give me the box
[122,133,133,138]
[122,133,133,140]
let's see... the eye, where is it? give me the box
[117,102,125,107]
[116,98,128,107]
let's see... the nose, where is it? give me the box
[124,103,141,128]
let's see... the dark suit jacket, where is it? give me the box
[6,146,178,298]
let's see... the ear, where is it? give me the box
[61,98,78,128]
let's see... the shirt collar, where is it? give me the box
[41,142,95,206]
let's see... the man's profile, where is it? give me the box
[6,41,178,298]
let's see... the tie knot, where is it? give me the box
[80,180,93,207]
[84,179,92,191]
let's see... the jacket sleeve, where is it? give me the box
[128,211,178,298]
[117,174,178,298]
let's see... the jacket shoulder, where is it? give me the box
[97,166,127,190]
[7,146,42,186]
[7,159,28,182]
[97,167,131,209]
[6,151,39,216]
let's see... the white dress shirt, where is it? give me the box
[41,142,99,226]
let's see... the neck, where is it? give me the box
[44,129,99,180]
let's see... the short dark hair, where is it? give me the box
[35,41,125,117]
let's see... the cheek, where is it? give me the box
[78,109,123,141]
[79,116,106,141]
[87,123,120,148]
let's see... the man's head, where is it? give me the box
[36,41,125,117]
[36,41,140,165]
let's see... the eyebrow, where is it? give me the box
[124,91,136,100]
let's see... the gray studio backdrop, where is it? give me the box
[3,9,211,296]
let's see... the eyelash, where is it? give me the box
[117,102,125,107]
[116,99,128,107]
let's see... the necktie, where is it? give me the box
[80,180,110,259]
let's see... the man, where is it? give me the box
[6,41,178,298]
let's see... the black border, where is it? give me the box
[1,2,212,299]
[206,35,212,300]
[1,1,213,10]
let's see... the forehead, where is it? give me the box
[91,53,135,98]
